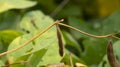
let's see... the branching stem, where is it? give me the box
[0,19,119,57]
[57,22,120,39]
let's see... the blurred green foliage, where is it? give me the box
[0,0,120,67]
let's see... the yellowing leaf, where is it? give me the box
[7,10,63,66]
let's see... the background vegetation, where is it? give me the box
[0,0,120,67]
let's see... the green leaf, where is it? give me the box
[10,53,31,67]
[0,0,36,13]
[16,53,31,62]
[68,17,94,39]
[37,0,56,13]
[37,41,63,66]
[0,11,21,30]
[0,60,4,67]
[98,55,110,67]
[27,49,47,67]
[62,31,82,56]
[101,10,120,34]
[0,30,22,53]
[58,5,81,17]
[61,52,86,66]
[7,10,63,66]
[10,49,47,67]
[7,36,34,60]
[81,38,108,66]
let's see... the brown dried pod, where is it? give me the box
[56,23,64,57]
[107,40,120,67]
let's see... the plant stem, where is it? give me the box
[0,21,58,57]
[111,35,120,40]
[57,23,120,39]
[69,53,74,67]
[50,0,69,17]
[0,19,120,57]
[2,61,28,67]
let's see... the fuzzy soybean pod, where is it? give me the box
[56,23,64,57]
[107,40,120,67]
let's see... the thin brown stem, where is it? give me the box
[0,19,120,57]
[50,0,69,17]
[69,53,74,67]
[0,20,59,57]
[2,61,28,67]
[57,23,119,39]
[111,35,120,40]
